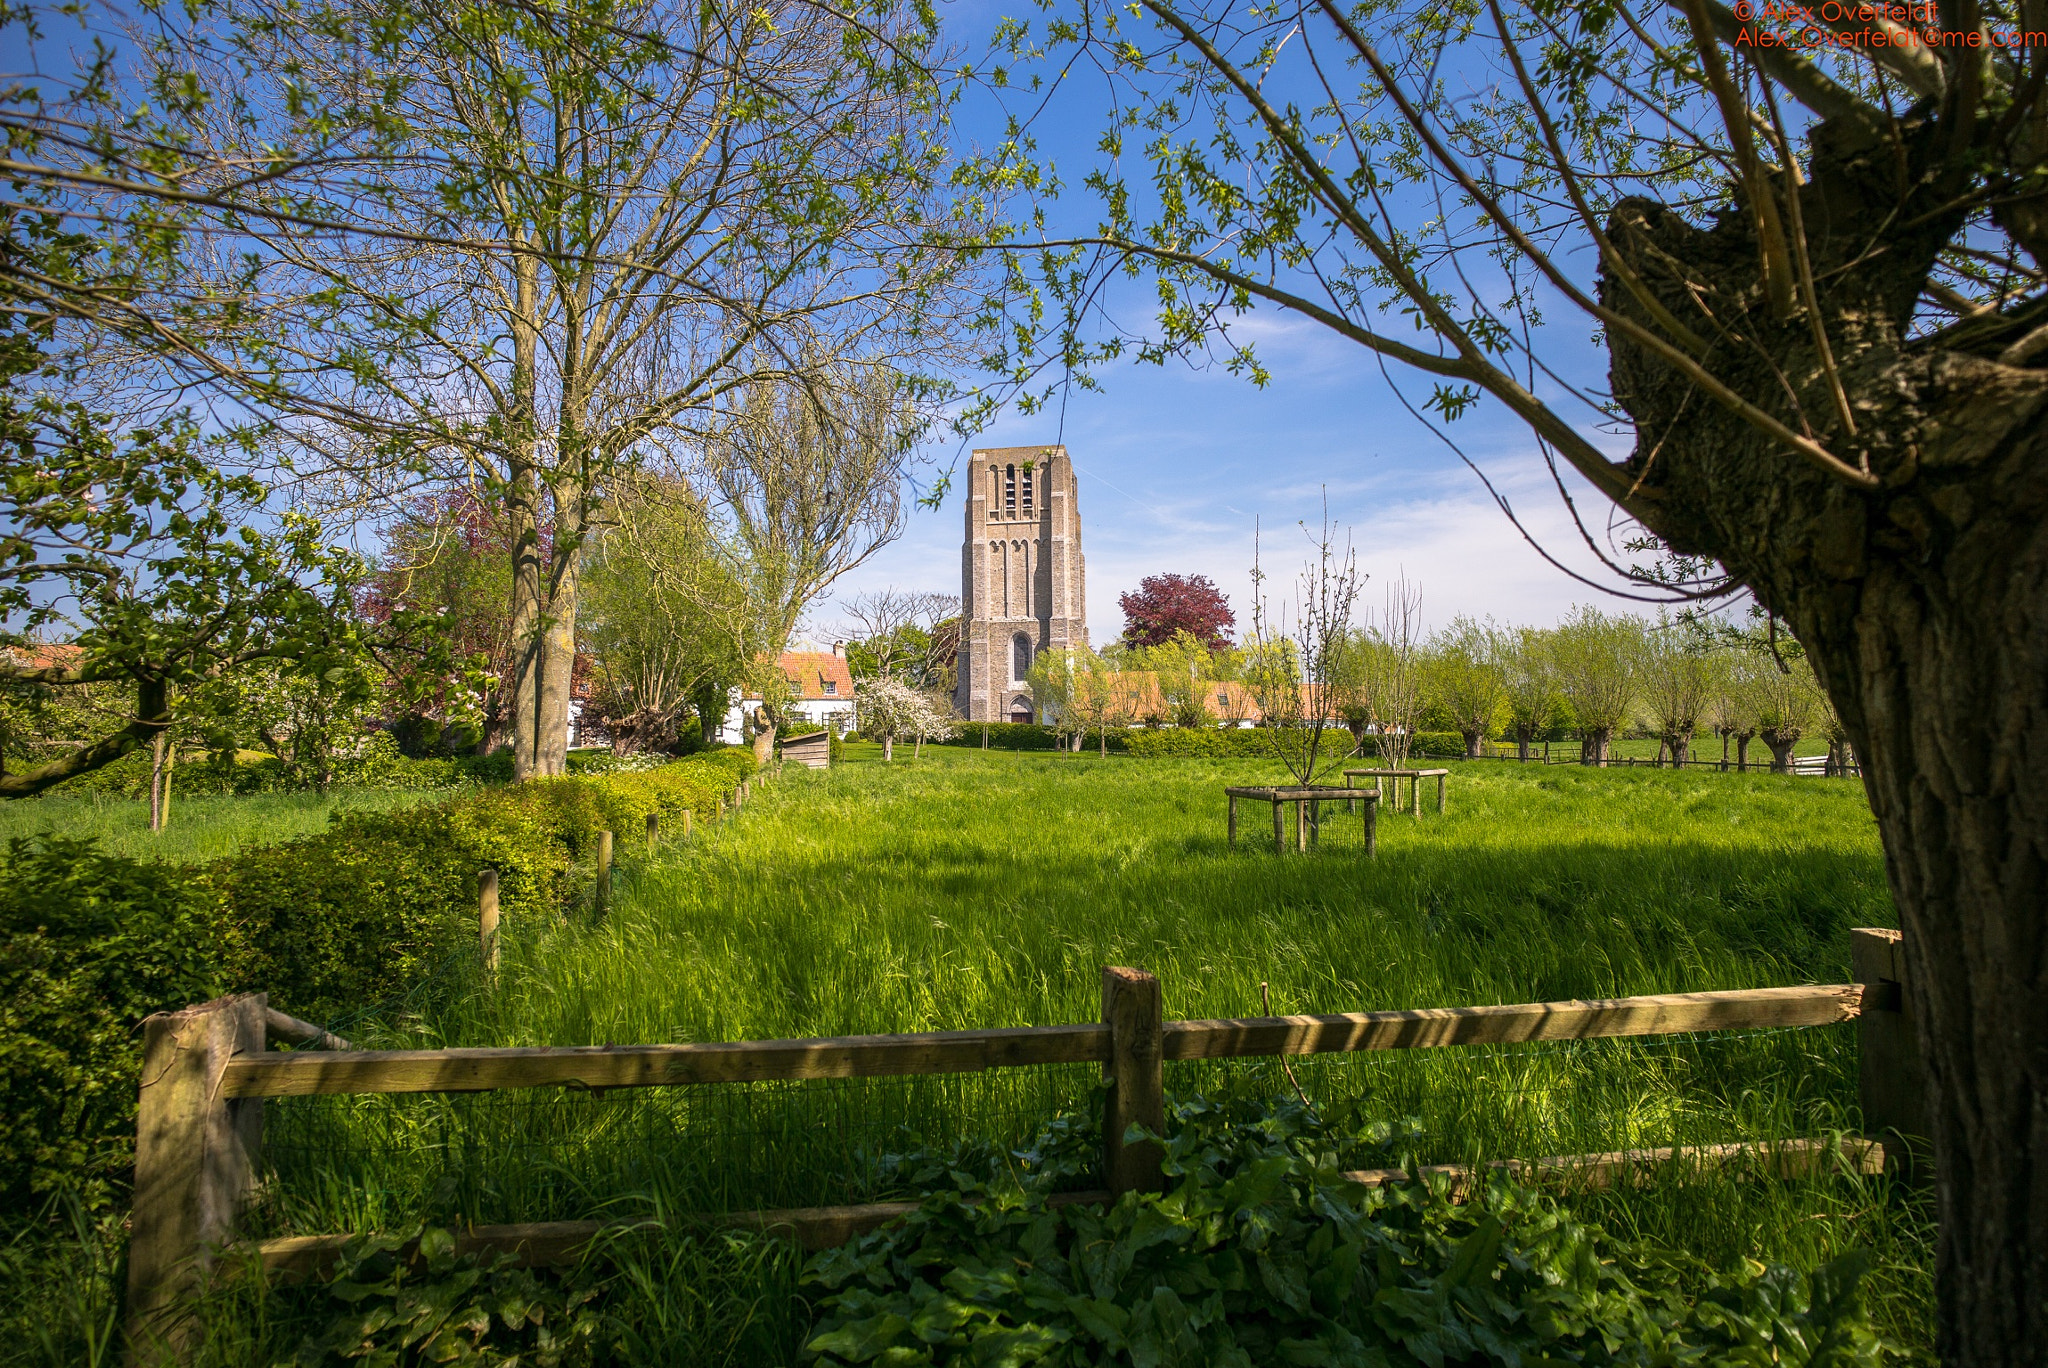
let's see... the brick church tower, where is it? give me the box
[954,446,1087,722]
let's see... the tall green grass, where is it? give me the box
[0,788,442,863]
[226,748,1928,1358]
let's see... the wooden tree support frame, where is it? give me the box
[1225,786,1380,855]
[1342,767,1450,816]
[127,930,1925,1357]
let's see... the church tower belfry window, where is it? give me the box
[1022,464,1034,515]
[1004,464,1017,515]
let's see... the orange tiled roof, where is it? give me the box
[780,651,855,701]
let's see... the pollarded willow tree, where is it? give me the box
[978,0,2048,1349]
[1640,618,1716,766]
[1426,616,1508,759]
[1549,606,1641,766]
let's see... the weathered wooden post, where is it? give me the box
[646,811,659,851]
[595,830,614,919]
[682,808,694,839]
[1271,796,1285,854]
[1295,796,1308,852]
[1362,791,1377,858]
[479,869,500,972]
[1437,772,1447,815]
[1851,927,1929,1176]
[126,994,267,1366]
[1227,793,1237,847]
[1102,967,1165,1196]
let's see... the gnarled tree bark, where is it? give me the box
[1605,110,2048,1362]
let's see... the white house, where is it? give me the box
[720,641,859,743]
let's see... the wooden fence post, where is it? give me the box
[1851,927,1929,1176]
[1227,794,1237,847]
[683,809,694,839]
[646,811,659,851]
[479,870,500,973]
[1271,798,1284,854]
[595,830,614,919]
[1363,794,1377,858]
[126,994,267,1366]
[1102,967,1165,1196]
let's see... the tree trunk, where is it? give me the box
[1580,728,1610,766]
[527,478,582,779]
[1515,729,1531,761]
[1462,729,1484,759]
[1735,735,1751,772]
[148,732,166,831]
[1761,732,1796,773]
[881,732,893,761]
[1719,730,1730,772]
[504,244,546,782]
[1601,120,2048,1358]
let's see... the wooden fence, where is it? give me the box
[124,927,1925,1363]
[1477,741,1862,776]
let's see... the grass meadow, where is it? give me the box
[230,746,1928,1359]
[0,787,441,863]
[2,745,1934,1363]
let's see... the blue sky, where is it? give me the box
[815,0,1648,644]
[15,0,1669,644]
[817,320,1634,644]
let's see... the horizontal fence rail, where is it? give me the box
[220,984,1870,1099]
[126,927,1927,1367]
[222,1023,1113,1098]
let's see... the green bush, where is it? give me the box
[804,1089,1892,1366]
[211,749,757,1020]
[0,838,226,1207]
[933,720,1076,751]
[0,753,758,1208]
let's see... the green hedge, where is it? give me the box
[46,733,514,798]
[933,721,1084,751]
[211,748,756,1019]
[0,749,756,1209]
[940,724,1477,761]
[0,838,226,1208]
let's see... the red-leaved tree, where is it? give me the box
[1119,574,1236,650]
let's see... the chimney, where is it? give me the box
[833,640,844,655]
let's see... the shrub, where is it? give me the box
[0,838,226,1207]
[0,752,759,1207]
[933,721,1100,752]
[210,749,758,1020]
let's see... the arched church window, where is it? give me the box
[1022,464,1034,515]
[1012,633,1032,682]
[1005,464,1017,515]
